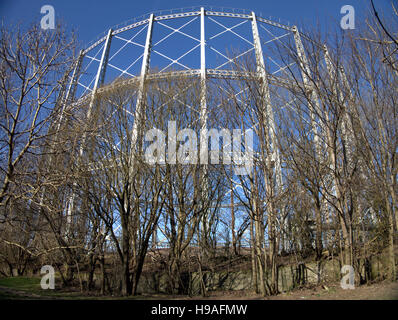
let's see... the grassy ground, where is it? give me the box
[0,277,104,300]
[0,276,397,300]
[0,277,44,299]
[0,277,41,291]
[0,276,157,300]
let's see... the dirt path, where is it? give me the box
[1,280,397,300]
[178,280,398,300]
[266,281,398,300]
[0,285,46,299]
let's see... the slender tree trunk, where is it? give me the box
[314,201,323,284]
[268,201,278,295]
[339,214,351,266]
[250,216,258,293]
[121,256,132,296]
[255,224,266,296]
[385,193,396,281]
[87,254,96,291]
[121,222,132,296]
[251,177,266,295]
[100,255,106,295]
[231,177,237,255]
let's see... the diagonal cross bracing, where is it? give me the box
[208,17,251,45]
[259,24,293,51]
[78,43,107,97]
[110,24,148,60]
[268,56,296,76]
[212,47,255,70]
[263,32,290,45]
[151,49,192,71]
[155,17,200,45]
[159,43,201,73]
[85,54,137,78]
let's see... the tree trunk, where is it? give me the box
[100,255,106,295]
[386,195,396,281]
[250,216,258,293]
[231,177,237,255]
[314,202,323,284]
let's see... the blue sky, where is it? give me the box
[1,0,392,100]
[0,0,392,49]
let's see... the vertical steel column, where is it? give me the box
[337,59,370,185]
[322,45,339,214]
[88,28,113,116]
[199,7,207,157]
[338,62,372,176]
[130,14,154,154]
[38,50,85,229]
[320,48,337,235]
[66,30,113,227]
[200,8,207,164]
[251,12,282,191]
[200,7,207,117]
[293,26,333,244]
[252,12,285,256]
[292,26,323,159]
[64,50,84,105]
[56,50,84,132]
[199,7,210,245]
[127,14,154,245]
[324,45,367,234]
[323,45,355,169]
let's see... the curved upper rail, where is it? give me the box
[70,69,297,110]
[82,7,294,55]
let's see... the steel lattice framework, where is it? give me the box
[61,7,349,247]
[63,6,311,184]
[66,7,301,105]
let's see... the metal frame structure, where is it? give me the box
[70,7,301,106]
[67,6,302,176]
[61,7,345,248]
